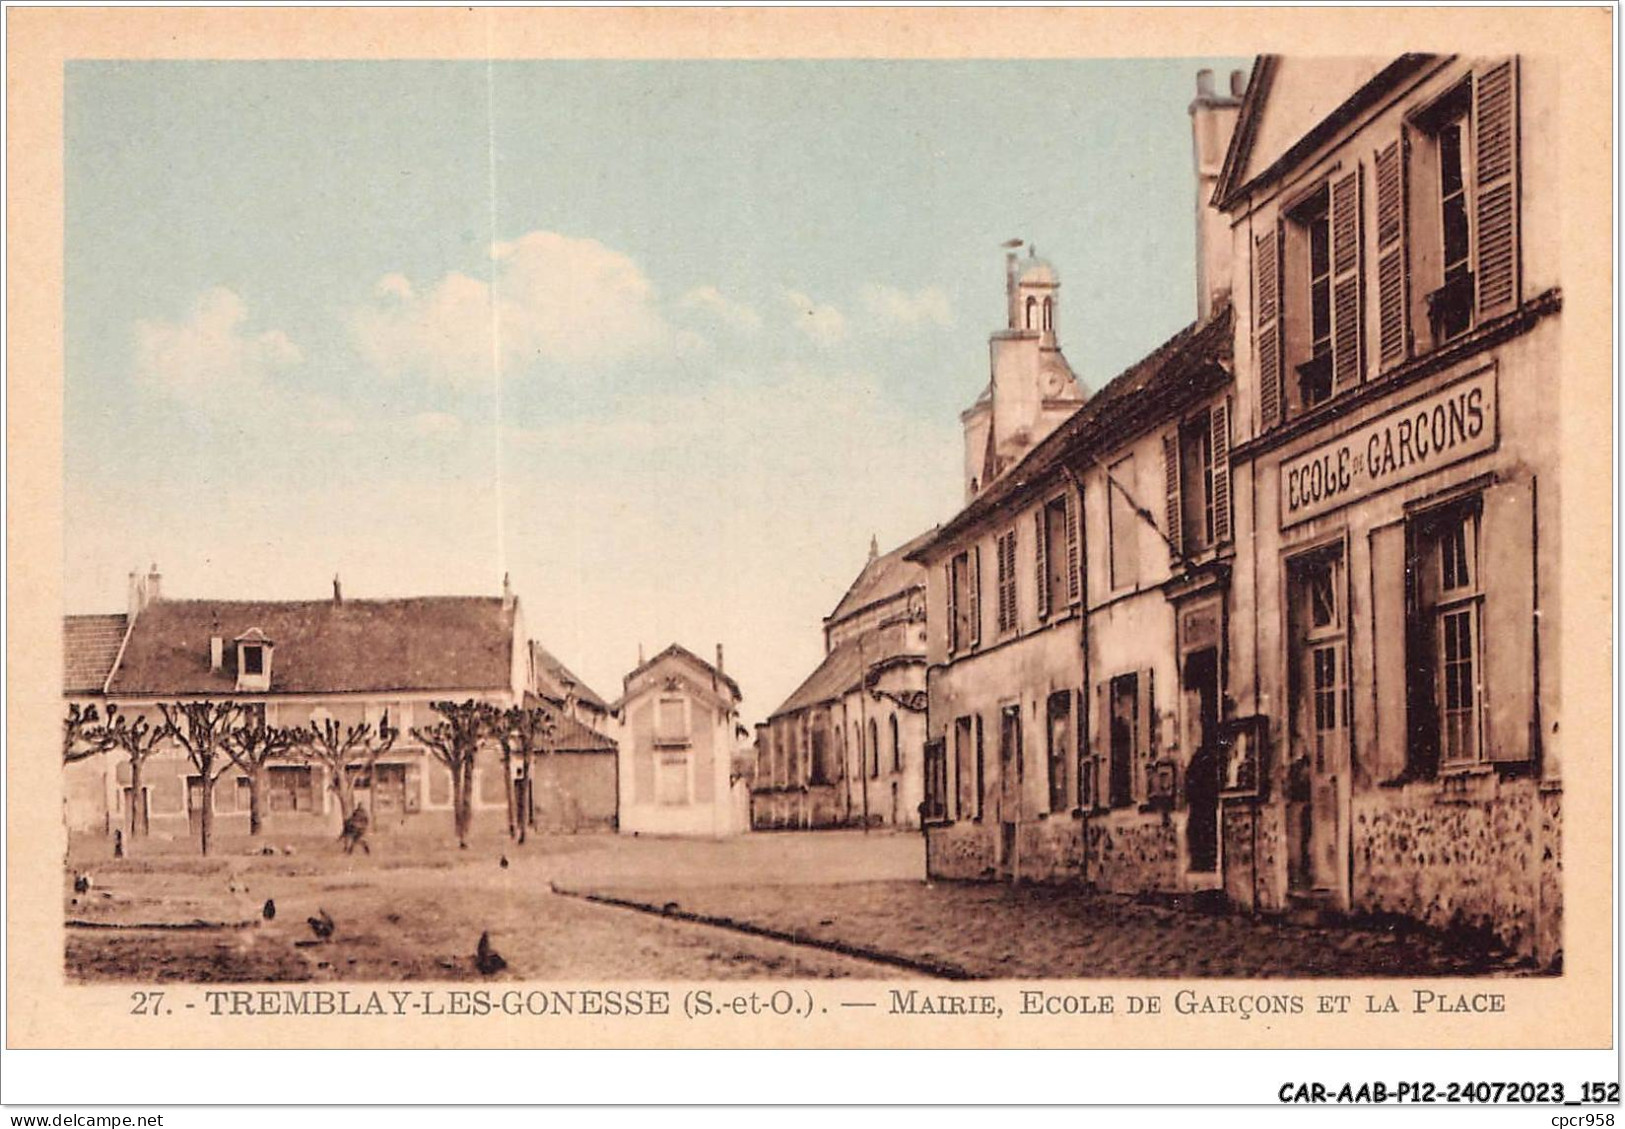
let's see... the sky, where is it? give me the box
[64,58,1251,722]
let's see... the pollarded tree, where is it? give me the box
[97,704,170,838]
[291,715,398,828]
[485,702,559,844]
[63,703,114,765]
[223,717,303,836]
[158,700,244,856]
[412,700,489,849]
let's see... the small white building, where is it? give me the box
[615,644,748,837]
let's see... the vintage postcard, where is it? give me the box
[5,5,1615,1085]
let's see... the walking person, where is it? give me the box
[340,802,371,856]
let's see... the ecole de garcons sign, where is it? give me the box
[1279,367,1497,528]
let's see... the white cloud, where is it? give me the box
[678,285,762,333]
[351,231,678,386]
[862,283,952,329]
[134,287,302,394]
[782,289,846,346]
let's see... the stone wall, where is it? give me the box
[1352,773,1558,964]
[1085,809,1181,893]
[1014,815,1084,883]
[925,822,998,880]
[750,787,847,830]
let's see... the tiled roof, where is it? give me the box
[521,692,616,752]
[620,643,741,704]
[826,528,935,625]
[529,640,609,713]
[63,614,128,694]
[913,303,1234,557]
[105,597,517,696]
[769,640,863,720]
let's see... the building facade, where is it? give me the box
[615,644,749,837]
[912,57,1559,965]
[752,533,932,831]
[1216,55,1560,962]
[63,570,614,843]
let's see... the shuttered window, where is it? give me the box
[1474,58,1520,319]
[1163,430,1183,564]
[996,529,1018,634]
[1256,227,1284,429]
[1374,136,1410,369]
[1411,61,1521,352]
[1210,400,1232,544]
[1330,167,1364,394]
[969,545,982,647]
[1064,488,1081,604]
[1034,506,1050,620]
[1039,495,1070,617]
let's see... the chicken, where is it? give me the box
[72,873,91,894]
[307,908,335,941]
[499,855,509,869]
[263,898,276,921]
[474,931,506,976]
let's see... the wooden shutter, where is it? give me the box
[1474,58,1520,319]
[1136,668,1156,800]
[1210,399,1232,544]
[994,532,1007,630]
[1369,522,1409,782]
[968,545,982,647]
[944,562,957,655]
[1034,508,1051,620]
[1480,477,1536,763]
[1255,227,1283,429]
[1064,487,1081,604]
[1093,679,1110,767]
[1162,430,1183,565]
[1330,166,1364,394]
[1374,136,1410,369]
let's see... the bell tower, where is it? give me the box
[962,243,1086,502]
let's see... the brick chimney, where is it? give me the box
[144,563,162,604]
[210,636,224,672]
[715,643,725,675]
[502,572,514,611]
[1189,67,1247,320]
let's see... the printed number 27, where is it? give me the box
[129,990,166,1016]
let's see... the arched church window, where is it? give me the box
[1043,297,1053,332]
[1025,296,1038,330]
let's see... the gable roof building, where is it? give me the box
[754,530,932,831]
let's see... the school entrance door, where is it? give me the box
[1286,546,1349,906]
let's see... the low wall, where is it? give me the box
[750,787,847,830]
[925,821,998,880]
[1085,809,1182,894]
[1352,773,1560,964]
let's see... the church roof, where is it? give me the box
[826,529,935,626]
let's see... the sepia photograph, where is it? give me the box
[6,6,1615,1091]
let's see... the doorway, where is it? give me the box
[997,704,1022,874]
[1182,647,1221,873]
[1286,546,1348,898]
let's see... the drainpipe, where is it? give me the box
[856,633,872,834]
[1063,462,1091,887]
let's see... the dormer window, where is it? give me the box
[233,628,273,692]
